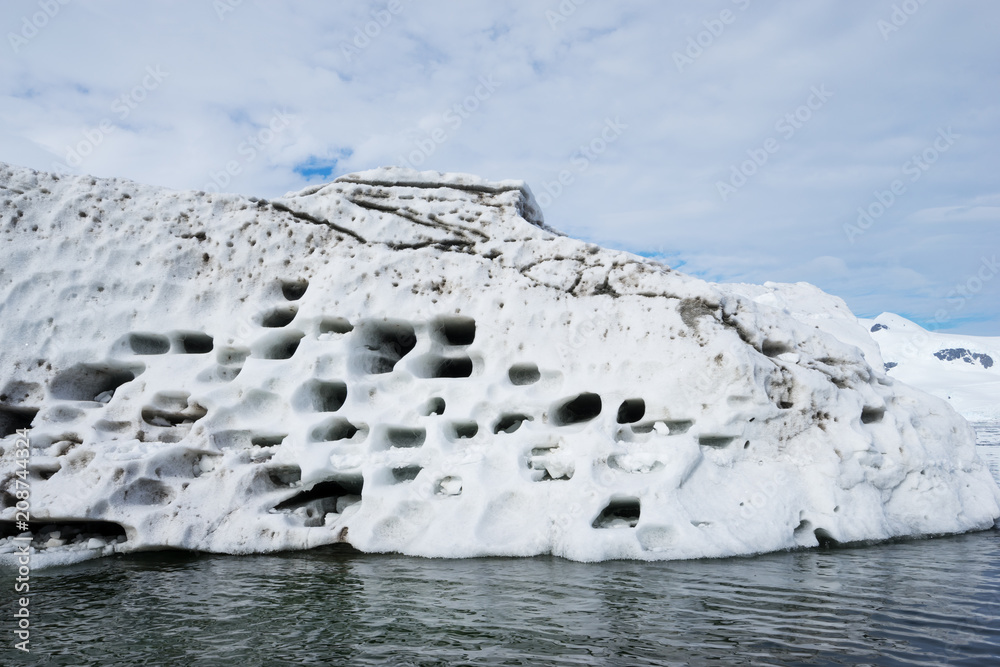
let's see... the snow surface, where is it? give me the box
[0,162,998,565]
[728,281,885,372]
[862,313,1000,421]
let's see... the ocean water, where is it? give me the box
[4,422,1000,666]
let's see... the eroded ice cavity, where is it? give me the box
[0,163,997,566]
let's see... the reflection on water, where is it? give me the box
[4,422,999,666]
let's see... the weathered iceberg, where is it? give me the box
[1,163,997,566]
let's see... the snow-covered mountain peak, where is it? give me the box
[862,313,1000,420]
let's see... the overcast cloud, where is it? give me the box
[2,0,997,333]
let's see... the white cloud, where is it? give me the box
[1,0,998,333]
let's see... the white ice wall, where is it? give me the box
[0,163,996,566]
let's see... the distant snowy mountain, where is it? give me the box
[727,282,998,421]
[862,313,1000,421]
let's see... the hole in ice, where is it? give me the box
[176,332,214,354]
[0,381,40,405]
[762,339,793,357]
[698,435,735,448]
[319,317,354,335]
[280,279,309,301]
[0,520,128,545]
[814,528,839,548]
[141,392,207,426]
[448,421,479,440]
[592,497,640,529]
[494,413,533,434]
[251,434,286,448]
[381,427,426,449]
[216,347,249,366]
[552,393,602,426]
[49,363,141,402]
[353,320,416,374]
[94,419,130,433]
[254,330,304,360]
[435,476,462,496]
[391,465,422,483]
[150,392,193,412]
[508,363,540,386]
[526,445,573,481]
[118,478,173,505]
[267,466,302,487]
[415,355,474,378]
[127,332,170,355]
[292,380,347,413]
[273,476,363,526]
[432,316,476,346]
[663,419,694,435]
[48,405,84,422]
[631,419,694,435]
[422,397,446,416]
[30,460,60,480]
[616,399,645,424]
[861,407,885,424]
[260,306,297,328]
[310,417,365,443]
[778,401,794,410]
[0,380,42,405]
[33,434,81,453]
[0,405,38,437]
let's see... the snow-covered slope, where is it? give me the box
[862,313,1000,421]
[1,163,997,566]
[728,281,885,372]
[718,284,999,422]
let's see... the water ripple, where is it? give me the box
[3,422,999,666]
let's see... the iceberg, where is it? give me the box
[0,163,997,565]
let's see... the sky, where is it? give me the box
[2,0,998,334]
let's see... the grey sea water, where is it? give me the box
[4,422,1000,666]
